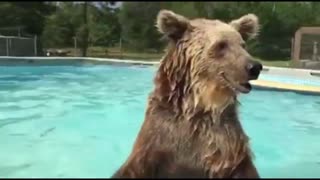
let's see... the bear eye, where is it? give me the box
[209,41,228,58]
[217,41,228,51]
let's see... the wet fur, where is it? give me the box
[112,10,260,178]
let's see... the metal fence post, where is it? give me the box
[73,36,77,56]
[34,35,37,56]
[312,41,318,61]
[6,38,9,56]
[119,36,122,58]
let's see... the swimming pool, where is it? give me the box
[0,65,319,178]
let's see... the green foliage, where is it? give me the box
[202,2,320,60]
[2,2,320,59]
[89,3,121,47]
[41,2,120,49]
[118,2,165,52]
[42,2,81,47]
[0,2,55,36]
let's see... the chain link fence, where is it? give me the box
[0,35,37,56]
[292,27,320,69]
[300,34,320,61]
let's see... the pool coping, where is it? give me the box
[250,80,320,95]
[1,56,320,95]
[0,56,160,65]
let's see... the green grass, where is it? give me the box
[61,46,293,68]
[255,58,293,68]
[63,47,163,61]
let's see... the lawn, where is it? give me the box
[61,46,293,68]
[255,58,293,68]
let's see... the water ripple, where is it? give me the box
[0,65,319,178]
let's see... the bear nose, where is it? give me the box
[247,60,263,80]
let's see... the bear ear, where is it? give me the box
[229,14,259,41]
[156,9,191,40]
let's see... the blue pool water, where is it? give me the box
[0,65,320,178]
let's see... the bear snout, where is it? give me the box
[246,60,263,80]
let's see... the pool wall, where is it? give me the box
[0,56,320,94]
[0,56,158,66]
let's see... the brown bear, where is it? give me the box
[112,9,263,178]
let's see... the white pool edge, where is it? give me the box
[1,56,320,95]
[1,56,319,75]
[0,56,159,65]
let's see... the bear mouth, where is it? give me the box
[220,72,252,94]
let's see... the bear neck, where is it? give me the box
[151,88,243,131]
[185,87,238,124]
[148,91,250,171]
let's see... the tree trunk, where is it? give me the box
[81,1,89,57]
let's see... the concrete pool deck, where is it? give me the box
[1,56,320,95]
[251,79,320,94]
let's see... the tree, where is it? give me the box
[88,2,121,47]
[21,1,320,60]
[41,2,82,48]
[42,2,121,51]
[118,2,165,52]
[0,2,55,36]
[79,1,89,57]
